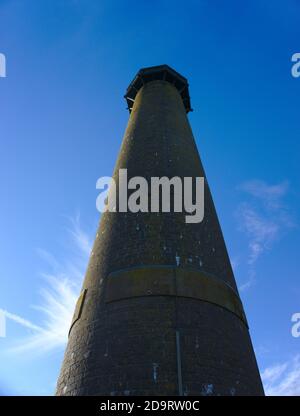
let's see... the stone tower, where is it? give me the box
[56,65,264,396]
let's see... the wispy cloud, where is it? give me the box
[262,355,300,396]
[236,180,295,291]
[238,269,255,292]
[230,256,239,273]
[0,310,43,333]
[239,180,289,209]
[67,215,94,257]
[4,214,93,355]
[236,203,279,265]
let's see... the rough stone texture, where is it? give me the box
[56,74,264,396]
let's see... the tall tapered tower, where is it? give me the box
[56,65,264,396]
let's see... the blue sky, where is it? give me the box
[0,0,300,395]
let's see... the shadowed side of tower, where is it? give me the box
[56,65,264,396]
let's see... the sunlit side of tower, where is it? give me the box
[56,65,264,396]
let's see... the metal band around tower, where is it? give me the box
[105,265,248,327]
